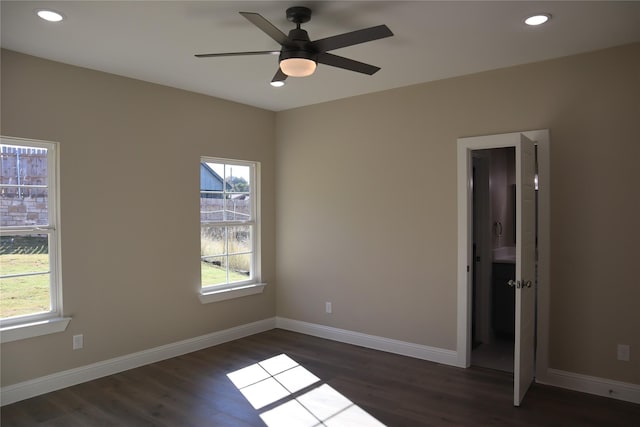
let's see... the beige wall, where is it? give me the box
[276,43,640,384]
[2,43,638,389]
[1,49,276,386]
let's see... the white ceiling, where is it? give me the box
[2,1,639,111]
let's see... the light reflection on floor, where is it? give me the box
[226,354,385,426]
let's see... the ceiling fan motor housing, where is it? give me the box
[287,28,311,44]
[281,27,316,63]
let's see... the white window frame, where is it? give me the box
[0,136,69,343]
[199,156,265,303]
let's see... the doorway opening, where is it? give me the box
[471,147,518,373]
[456,130,551,406]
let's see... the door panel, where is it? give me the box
[514,134,536,406]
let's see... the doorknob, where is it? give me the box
[507,280,533,289]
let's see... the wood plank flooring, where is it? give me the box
[2,329,639,426]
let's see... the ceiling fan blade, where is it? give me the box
[312,25,393,52]
[195,51,280,58]
[272,68,288,83]
[317,52,381,75]
[239,12,289,45]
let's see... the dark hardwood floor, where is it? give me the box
[2,329,639,426]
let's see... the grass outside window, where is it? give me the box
[0,254,50,319]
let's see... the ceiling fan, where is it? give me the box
[195,6,393,85]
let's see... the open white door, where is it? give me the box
[513,134,536,406]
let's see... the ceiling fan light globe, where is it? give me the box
[280,58,316,77]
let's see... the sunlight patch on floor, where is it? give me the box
[227,354,385,426]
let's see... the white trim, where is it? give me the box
[1,136,64,329]
[0,317,71,343]
[456,130,550,374]
[539,369,640,405]
[276,317,458,367]
[456,140,473,367]
[199,282,267,303]
[535,137,551,379]
[0,317,276,406]
[199,157,262,293]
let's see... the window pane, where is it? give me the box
[228,254,251,280]
[201,256,227,287]
[0,234,50,274]
[200,197,225,222]
[225,165,251,195]
[224,197,251,221]
[0,274,51,319]
[201,226,226,257]
[0,234,51,318]
[200,162,225,193]
[0,234,51,319]
[1,144,50,227]
[1,189,49,227]
[0,144,49,187]
[228,226,251,254]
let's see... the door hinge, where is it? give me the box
[467,265,470,272]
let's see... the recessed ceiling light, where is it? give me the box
[270,81,285,88]
[37,9,64,22]
[524,14,551,26]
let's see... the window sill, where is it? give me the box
[199,283,267,304]
[1,317,71,343]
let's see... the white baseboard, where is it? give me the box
[4,316,637,407]
[274,318,640,405]
[539,368,640,404]
[275,317,458,367]
[0,317,276,406]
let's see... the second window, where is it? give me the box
[200,158,257,291]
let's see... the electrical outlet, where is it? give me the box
[617,344,630,361]
[325,302,332,314]
[73,334,84,350]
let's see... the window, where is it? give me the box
[199,157,263,302]
[1,137,68,340]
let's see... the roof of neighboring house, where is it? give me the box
[200,163,231,193]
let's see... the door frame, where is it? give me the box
[456,130,550,382]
